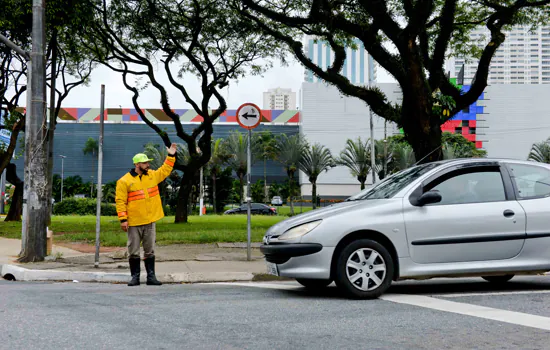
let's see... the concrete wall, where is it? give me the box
[480,84,550,160]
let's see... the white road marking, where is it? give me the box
[214,281,550,331]
[434,290,550,298]
[381,294,550,331]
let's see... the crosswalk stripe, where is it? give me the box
[214,281,550,331]
[380,294,550,331]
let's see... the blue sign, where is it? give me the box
[0,111,12,146]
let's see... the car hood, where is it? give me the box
[266,199,389,237]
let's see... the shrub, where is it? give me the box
[53,198,117,216]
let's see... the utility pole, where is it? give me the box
[59,155,66,202]
[19,0,48,262]
[95,85,105,268]
[368,55,376,185]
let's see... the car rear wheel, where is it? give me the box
[482,275,514,283]
[296,278,333,289]
[334,239,394,299]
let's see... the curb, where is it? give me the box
[0,264,256,284]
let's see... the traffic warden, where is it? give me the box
[116,143,177,286]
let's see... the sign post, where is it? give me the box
[236,103,261,261]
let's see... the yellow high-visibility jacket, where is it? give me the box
[115,155,176,226]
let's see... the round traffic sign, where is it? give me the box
[236,103,262,130]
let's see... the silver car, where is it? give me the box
[260,159,550,299]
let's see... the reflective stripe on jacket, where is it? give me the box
[115,155,175,226]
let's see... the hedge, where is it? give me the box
[53,198,117,216]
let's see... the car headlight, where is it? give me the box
[278,220,322,241]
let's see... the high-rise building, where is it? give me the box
[446,26,550,84]
[262,87,297,110]
[303,35,377,85]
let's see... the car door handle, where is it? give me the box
[503,209,515,218]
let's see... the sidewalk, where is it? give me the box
[0,237,277,284]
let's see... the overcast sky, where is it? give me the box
[54,55,395,110]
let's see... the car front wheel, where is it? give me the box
[296,278,333,289]
[482,275,514,283]
[334,239,394,299]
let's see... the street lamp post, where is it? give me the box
[59,155,66,202]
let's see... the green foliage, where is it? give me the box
[53,198,117,216]
[82,137,98,156]
[337,137,372,189]
[206,167,233,213]
[52,174,94,202]
[268,181,281,199]
[528,138,550,163]
[251,179,265,203]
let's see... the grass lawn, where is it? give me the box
[0,206,314,246]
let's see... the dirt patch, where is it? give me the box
[54,242,125,254]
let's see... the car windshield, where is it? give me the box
[346,162,442,201]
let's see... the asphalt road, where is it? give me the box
[2,276,550,349]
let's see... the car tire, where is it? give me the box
[296,278,333,289]
[334,239,394,299]
[482,275,514,283]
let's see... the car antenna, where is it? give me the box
[413,145,443,166]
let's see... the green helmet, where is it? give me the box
[132,153,153,164]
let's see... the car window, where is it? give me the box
[251,204,265,209]
[426,170,506,205]
[508,163,550,199]
[348,162,442,200]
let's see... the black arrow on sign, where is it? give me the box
[242,111,257,120]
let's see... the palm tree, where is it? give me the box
[273,134,306,215]
[83,137,99,191]
[528,138,550,163]
[337,138,371,190]
[206,138,231,213]
[299,143,335,209]
[392,143,416,172]
[223,131,259,204]
[374,139,392,180]
[255,131,277,203]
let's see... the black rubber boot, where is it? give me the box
[128,257,141,286]
[144,256,162,286]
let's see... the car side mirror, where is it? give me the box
[417,190,442,206]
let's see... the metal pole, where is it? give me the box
[368,55,376,185]
[59,155,66,202]
[246,128,252,261]
[95,85,105,268]
[0,34,30,59]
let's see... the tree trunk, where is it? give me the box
[264,158,267,203]
[212,174,217,214]
[175,180,190,223]
[5,164,23,222]
[238,173,245,205]
[288,173,294,216]
[311,180,317,210]
[400,45,442,164]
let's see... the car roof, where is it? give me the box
[424,158,549,168]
